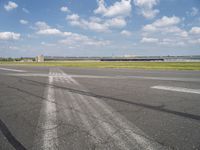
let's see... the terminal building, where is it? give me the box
[35,55,44,62]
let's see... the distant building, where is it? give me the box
[124,54,136,58]
[20,59,33,62]
[35,55,44,62]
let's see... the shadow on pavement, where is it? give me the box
[5,76,200,122]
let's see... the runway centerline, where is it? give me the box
[0,67,26,72]
[151,85,200,94]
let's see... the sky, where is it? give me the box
[0,0,200,57]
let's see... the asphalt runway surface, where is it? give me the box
[0,65,200,150]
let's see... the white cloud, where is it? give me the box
[94,0,106,15]
[0,32,20,40]
[4,1,18,11]
[141,16,190,46]
[20,19,28,25]
[94,0,132,17]
[190,27,200,34]
[22,8,29,14]
[89,17,103,22]
[66,14,81,27]
[191,7,199,16]
[81,20,109,32]
[120,30,132,36]
[67,14,127,32]
[142,24,156,32]
[34,21,110,47]
[35,21,50,30]
[60,6,70,12]
[35,21,62,35]
[150,16,180,28]
[142,16,187,38]
[187,7,199,17]
[141,37,158,43]
[189,39,200,44]
[106,17,127,28]
[66,0,131,32]
[37,28,62,35]
[134,0,159,19]
[159,38,186,46]
[179,30,188,38]
[41,42,56,46]
[67,14,80,20]
[59,33,110,46]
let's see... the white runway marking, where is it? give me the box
[42,75,58,149]
[0,67,26,72]
[151,85,200,94]
[34,71,58,150]
[52,69,166,149]
[6,73,200,82]
[89,96,160,150]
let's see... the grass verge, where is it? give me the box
[1,61,200,70]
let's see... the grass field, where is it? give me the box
[1,61,200,70]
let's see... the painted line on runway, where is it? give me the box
[151,86,200,94]
[88,96,163,150]
[42,75,58,149]
[0,67,26,72]
[55,70,166,149]
[34,71,58,150]
[5,73,200,82]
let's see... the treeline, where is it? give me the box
[0,57,35,61]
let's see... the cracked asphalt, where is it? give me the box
[0,65,200,150]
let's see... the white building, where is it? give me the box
[35,55,44,62]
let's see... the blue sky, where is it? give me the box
[0,0,200,57]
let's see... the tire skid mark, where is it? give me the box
[34,68,167,150]
[55,69,167,150]
[76,94,132,150]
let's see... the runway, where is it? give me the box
[0,66,200,150]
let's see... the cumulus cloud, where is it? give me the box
[141,37,158,43]
[158,38,185,46]
[66,0,131,32]
[140,16,193,46]
[22,8,29,14]
[152,16,180,27]
[67,15,108,32]
[134,0,159,19]
[60,6,70,12]
[37,28,62,35]
[191,7,199,16]
[35,21,50,30]
[81,21,109,32]
[189,39,200,44]
[59,33,110,46]
[67,14,127,32]
[0,32,20,40]
[35,21,63,35]
[34,21,110,46]
[190,27,200,34]
[143,16,180,31]
[106,17,127,28]
[142,16,187,38]
[4,1,18,11]
[94,0,132,17]
[67,14,80,20]
[187,7,199,17]
[120,30,132,36]
[41,42,56,46]
[20,19,28,25]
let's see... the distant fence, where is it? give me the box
[100,58,164,61]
